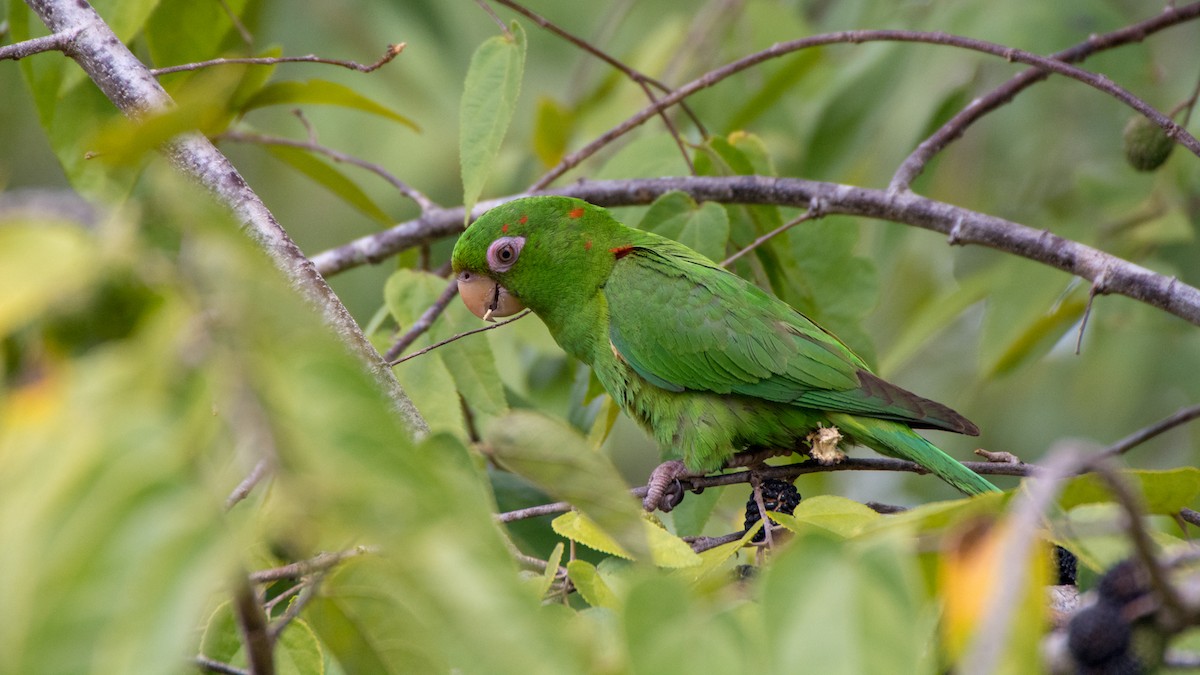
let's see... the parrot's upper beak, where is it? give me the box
[457,270,525,322]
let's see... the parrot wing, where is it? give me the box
[604,244,978,435]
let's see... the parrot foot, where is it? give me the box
[806,425,845,465]
[642,460,701,513]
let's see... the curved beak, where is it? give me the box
[457,270,525,322]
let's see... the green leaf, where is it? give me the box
[199,602,241,663]
[768,495,881,538]
[566,559,620,610]
[552,511,700,568]
[762,531,936,674]
[862,491,1009,535]
[673,523,760,586]
[241,80,419,130]
[636,191,730,263]
[460,21,526,217]
[146,0,252,70]
[489,410,647,558]
[535,542,565,600]
[276,618,324,675]
[266,145,392,225]
[623,574,748,674]
[1058,468,1200,514]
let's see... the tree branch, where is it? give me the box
[249,546,376,584]
[232,577,274,675]
[312,176,1200,326]
[531,26,1200,190]
[891,2,1200,191]
[1100,403,1200,459]
[194,654,249,675]
[384,278,458,361]
[23,0,428,436]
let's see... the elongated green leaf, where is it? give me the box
[769,495,881,538]
[532,95,572,168]
[276,619,324,675]
[241,80,419,130]
[460,21,526,217]
[535,542,565,600]
[637,191,730,263]
[488,410,647,558]
[266,146,392,225]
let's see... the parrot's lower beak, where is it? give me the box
[457,270,525,322]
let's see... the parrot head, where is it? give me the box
[451,196,630,322]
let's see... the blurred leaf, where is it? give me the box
[460,21,526,217]
[488,410,647,558]
[1058,468,1200,514]
[585,395,621,450]
[567,559,619,610]
[862,491,1009,535]
[0,223,98,334]
[533,95,572,168]
[623,574,746,674]
[673,523,760,586]
[199,602,241,663]
[146,0,252,69]
[266,145,392,225]
[636,191,730,263]
[988,297,1086,377]
[762,530,935,674]
[241,80,418,130]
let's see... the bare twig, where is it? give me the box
[491,0,699,173]
[891,2,1200,191]
[686,531,745,553]
[150,43,406,76]
[312,176,1200,328]
[232,577,274,675]
[225,458,271,511]
[216,0,253,47]
[750,475,775,548]
[194,654,250,675]
[474,0,512,36]
[218,129,435,211]
[721,201,822,267]
[249,546,376,584]
[0,27,82,61]
[268,579,321,642]
[389,309,531,366]
[1181,508,1200,528]
[1100,404,1200,459]
[496,500,572,523]
[1091,461,1192,627]
[533,27,1200,190]
[384,278,459,361]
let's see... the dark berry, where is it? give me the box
[1097,559,1149,607]
[743,479,801,542]
[1054,546,1078,586]
[1068,602,1132,667]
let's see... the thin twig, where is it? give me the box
[225,458,271,511]
[0,27,82,61]
[1075,268,1107,355]
[150,43,406,76]
[268,578,321,642]
[891,2,1200,191]
[685,531,745,553]
[218,129,435,211]
[491,0,699,173]
[474,0,512,36]
[533,26,1200,190]
[1091,461,1193,627]
[1100,404,1200,458]
[384,278,459,361]
[215,0,253,47]
[750,475,775,548]
[389,309,532,366]
[250,546,376,584]
[721,204,821,267]
[1181,508,1200,528]
[194,654,250,675]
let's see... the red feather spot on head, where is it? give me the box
[501,224,509,233]
[585,240,593,250]
[568,207,584,219]
[519,214,528,224]
[610,245,634,259]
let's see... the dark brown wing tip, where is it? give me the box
[856,370,981,436]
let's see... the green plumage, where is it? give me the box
[452,196,997,495]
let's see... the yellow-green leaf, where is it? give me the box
[0,224,97,335]
[552,510,631,559]
[460,21,526,218]
[769,495,881,538]
[1059,467,1200,514]
[532,95,572,168]
[567,559,620,610]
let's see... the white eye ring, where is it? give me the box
[486,236,525,273]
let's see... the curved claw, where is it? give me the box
[643,460,695,513]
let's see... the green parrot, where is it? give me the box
[451,195,997,510]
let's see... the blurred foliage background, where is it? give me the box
[3,0,1200,672]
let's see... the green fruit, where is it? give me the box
[1122,115,1174,172]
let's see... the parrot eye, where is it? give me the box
[486,236,525,273]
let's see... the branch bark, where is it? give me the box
[312,176,1200,326]
[22,0,428,436]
